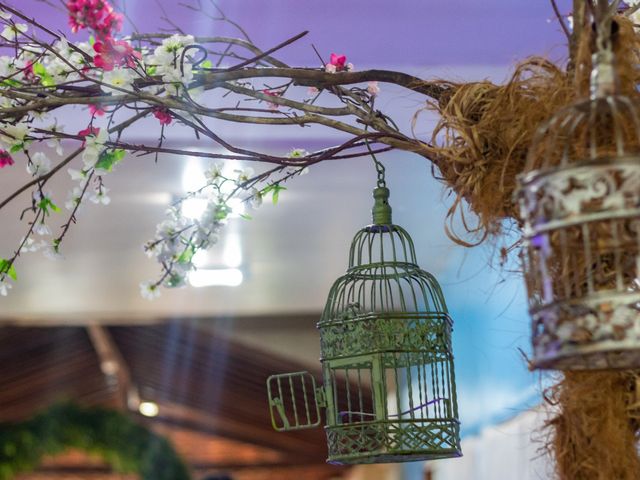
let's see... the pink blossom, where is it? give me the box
[78,126,100,146]
[262,89,281,110]
[66,0,122,36]
[307,86,319,96]
[78,126,100,138]
[93,38,141,71]
[153,108,173,126]
[330,53,347,69]
[325,53,352,73]
[0,150,14,169]
[89,104,105,116]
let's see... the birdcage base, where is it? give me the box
[531,298,640,370]
[533,341,640,370]
[325,419,461,465]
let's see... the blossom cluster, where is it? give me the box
[0,0,379,299]
[141,164,258,299]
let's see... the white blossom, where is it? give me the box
[367,81,380,96]
[234,167,254,184]
[204,163,223,183]
[101,67,135,95]
[43,246,64,261]
[90,186,111,205]
[34,222,51,236]
[287,148,308,159]
[249,188,262,209]
[1,121,30,148]
[27,152,51,177]
[82,129,108,168]
[65,186,84,210]
[68,168,86,181]
[0,277,11,296]
[140,281,161,300]
[1,23,27,41]
[45,123,65,156]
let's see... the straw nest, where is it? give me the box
[416,15,640,480]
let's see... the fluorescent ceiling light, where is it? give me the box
[189,268,243,287]
[181,197,207,220]
[223,234,242,268]
[182,159,205,192]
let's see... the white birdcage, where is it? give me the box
[517,20,640,370]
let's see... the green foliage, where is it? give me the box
[8,144,23,154]
[261,184,287,205]
[0,403,191,480]
[0,259,16,281]
[38,197,60,216]
[95,149,126,172]
[31,63,55,87]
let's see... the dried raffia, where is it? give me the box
[415,59,574,246]
[543,15,640,480]
[414,11,640,480]
[545,371,640,480]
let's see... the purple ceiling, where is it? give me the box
[16,0,573,68]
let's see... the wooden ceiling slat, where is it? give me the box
[0,322,335,471]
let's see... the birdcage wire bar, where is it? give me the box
[518,92,640,370]
[319,218,461,464]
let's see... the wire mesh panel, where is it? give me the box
[319,188,461,464]
[266,186,462,465]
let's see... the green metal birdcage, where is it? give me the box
[267,184,461,465]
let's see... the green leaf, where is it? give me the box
[177,245,195,264]
[95,149,126,172]
[9,143,23,153]
[239,213,252,220]
[1,78,21,87]
[38,197,60,216]
[146,65,157,76]
[89,35,95,46]
[271,185,287,205]
[200,60,213,69]
[32,63,46,77]
[0,259,17,281]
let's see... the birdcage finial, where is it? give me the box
[372,186,392,225]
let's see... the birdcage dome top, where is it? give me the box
[347,223,418,269]
[523,94,640,178]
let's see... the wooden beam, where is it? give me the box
[86,324,136,410]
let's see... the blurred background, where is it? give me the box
[0,1,573,479]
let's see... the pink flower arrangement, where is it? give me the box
[153,108,173,126]
[0,150,14,169]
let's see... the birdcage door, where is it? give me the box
[267,371,322,432]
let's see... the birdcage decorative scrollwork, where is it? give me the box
[267,185,462,464]
[517,15,640,369]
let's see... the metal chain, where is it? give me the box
[364,134,386,188]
